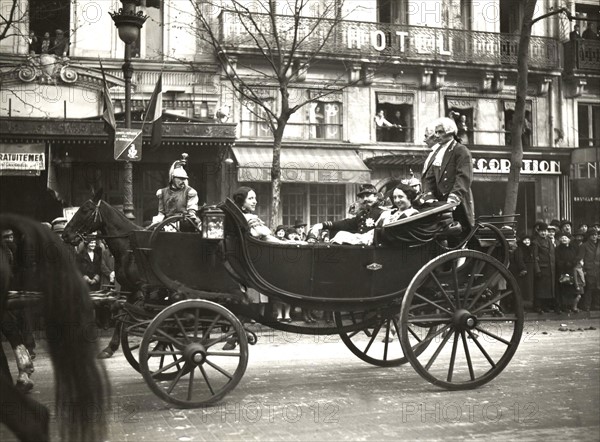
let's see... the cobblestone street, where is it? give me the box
[2,316,599,441]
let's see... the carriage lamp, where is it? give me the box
[201,207,225,239]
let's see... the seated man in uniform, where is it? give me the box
[310,184,386,245]
[152,155,200,229]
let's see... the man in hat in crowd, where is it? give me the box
[293,219,307,241]
[421,117,475,229]
[51,217,67,235]
[152,155,200,228]
[547,224,558,247]
[310,184,386,242]
[560,219,573,240]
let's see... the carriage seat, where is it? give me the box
[375,201,461,245]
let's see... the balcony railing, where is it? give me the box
[219,11,560,70]
[563,40,600,74]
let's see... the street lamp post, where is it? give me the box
[110,1,147,220]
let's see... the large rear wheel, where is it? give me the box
[140,300,248,407]
[334,309,437,367]
[400,250,523,390]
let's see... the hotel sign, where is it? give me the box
[472,158,561,175]
[0,143,45,176]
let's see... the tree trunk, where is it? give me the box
[504,0,537,221]
[270,123,285,228]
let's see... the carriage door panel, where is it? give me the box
[311,246,373,299]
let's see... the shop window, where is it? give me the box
[502,100,533,147]
[308,184,345,225]
[375,93,414,143]
[578,103,600,148]
[28,0,71,55]
[281,183,306,227]
[308,100,343,141]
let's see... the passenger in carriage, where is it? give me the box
[310,184,386,245]
[152,155,200,228]
[421,117,475,229]
[377,183,420,226]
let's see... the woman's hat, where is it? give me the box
[275,225,286,233]
[356,184,377,197]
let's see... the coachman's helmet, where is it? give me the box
[169,153,190,181]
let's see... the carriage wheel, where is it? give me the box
[140,300,248,407]
[334,310,438,367]
[400,250,523,390]
[121,319,186,380]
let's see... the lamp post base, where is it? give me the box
[123,161,135,220]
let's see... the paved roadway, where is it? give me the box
[2,317,599,441]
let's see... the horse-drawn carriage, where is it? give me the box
[62,193,523,409]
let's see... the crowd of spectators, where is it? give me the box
[511,220,600,314]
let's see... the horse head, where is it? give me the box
[62,188,105,245]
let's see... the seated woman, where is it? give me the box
[232,186,282,243]
[330,183,419,245]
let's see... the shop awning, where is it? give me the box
[363,150,429,167]
[232,147,371,184]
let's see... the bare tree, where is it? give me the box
[0,0,27,42]
[191,0,383,226]
[504,1,572,220]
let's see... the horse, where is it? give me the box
[61,188,143,358]
[0,214,109,441]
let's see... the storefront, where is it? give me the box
[470,148,572,235]
[0,116,236,222]
[229,143,372,226]
[570,147,600,226]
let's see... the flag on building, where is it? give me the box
[99,60,116,145]
[146,73,163,150]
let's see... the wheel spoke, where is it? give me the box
[206,351,242,357]
[447,331,459,382]
[406,316,453,324]
[474,325,510,346]
[460,331,475,381]
[418,323,452,347]
[413,292,454,316]
[467,330,496,368]
[193,308,200,339]
[363,322,383,354]
[147,349,183,356]
[199,366,214,396]
[168,344,183,371]
[166,365,186,394]
[205,359,234,380]
[383,321,391,361]
[465,265,498,310]
[473,290,514,315]
[154,327,186,348]
[150,356,186,376]
[206,329,237,348]
[477,315,520,322]
[425,328,453,370]
[452,260,460,308]
[187,366,196,401]
[428,272,456,310]
[173,313,191,344]
[202,314,222,341]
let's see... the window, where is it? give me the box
[308,100,343,141]
[280,183,346,226]
[28,0,71,55]
[375,93,414,143]
[240,96,275,138]
[308,184,345,225]
[503,101,533,147]
[378,0,408,25]
[578,103,600,148]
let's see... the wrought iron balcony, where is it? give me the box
[219,11,560,70]
[563,39,600,74]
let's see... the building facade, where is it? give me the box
[1,0,598,231]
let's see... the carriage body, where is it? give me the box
[62,195,523,409]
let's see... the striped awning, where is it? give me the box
[231,147,371,184]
